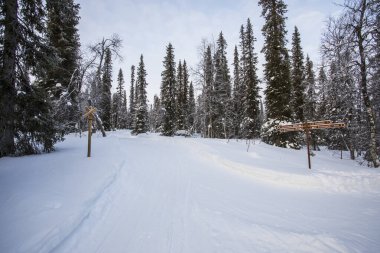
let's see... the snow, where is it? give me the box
[175,130,190,136]
[0,130,379,253]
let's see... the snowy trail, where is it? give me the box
[53,134,380,252]
[54,136,201,253]
[1,131,380,252]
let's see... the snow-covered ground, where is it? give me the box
[1,130,379,253]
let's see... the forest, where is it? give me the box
[0,0,379,167]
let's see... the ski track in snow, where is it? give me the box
[1,131,380,253]
[49,160,125,253]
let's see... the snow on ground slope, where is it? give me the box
[0,130,379,253]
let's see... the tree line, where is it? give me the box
[1,0,379,167]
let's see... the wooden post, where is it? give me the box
[305,129,311,169]
[87,115,92,157]
[84,106,97,158]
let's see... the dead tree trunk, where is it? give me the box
[94,113,106,137]
[88,100,106,137]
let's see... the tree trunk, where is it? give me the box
[0,0,18,157]
[356,0,379,167]
[94,113,107,137]
[359,62,378,167]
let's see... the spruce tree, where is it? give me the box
[111,93,119,130]
[175,59,190,131]
[45,0,81,133]
[241,19,260,139]
[121,90,127,128]
[259,0,300,149]
[160,43,176,136]
[128,65,135,129]
[188,82,196,133]
[290,26,305,122]
[176,60,185,130]
[182,60,189,130]
[116,69,124,103]
[1,0,62,156]
[100,48,112,131]
[304,56,318,150]
[133,55,148,134]
[0,0,18,155]
[213,31,232,138]
[316,65,328,121]
[45,0,80,97]
[151,95,162,132]
[304,56,316,121]
[203,45,215,138]
[115,68,125,129]
[232,45,243,138]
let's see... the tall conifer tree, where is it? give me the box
[259,0,300,148]
[316,65,328,121]
[133,55,148,134]
[45,0,81,133]
[176,60,185,130]
[121,90,127,128]
[241,19,260,139]
[150,95,162,132]
[1,0,19,155]
[232,45,243,137]
[1,0,62,156]
[304,55,316,121]
[203,45,215,137]
[213,32,232,138]
[304,56,318,149]
[182,60,189,130]
[115,68,125,128]
[290,26,305,122]
[160,43,177,136]
[188,82,196,133]
[129,65,135,129]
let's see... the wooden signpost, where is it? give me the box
[277,120,346,169]
[84,106,97,157]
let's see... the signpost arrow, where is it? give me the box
[277,120,346,169]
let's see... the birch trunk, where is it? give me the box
[356,0,379,167]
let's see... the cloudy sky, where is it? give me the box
[76,0,343,101]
